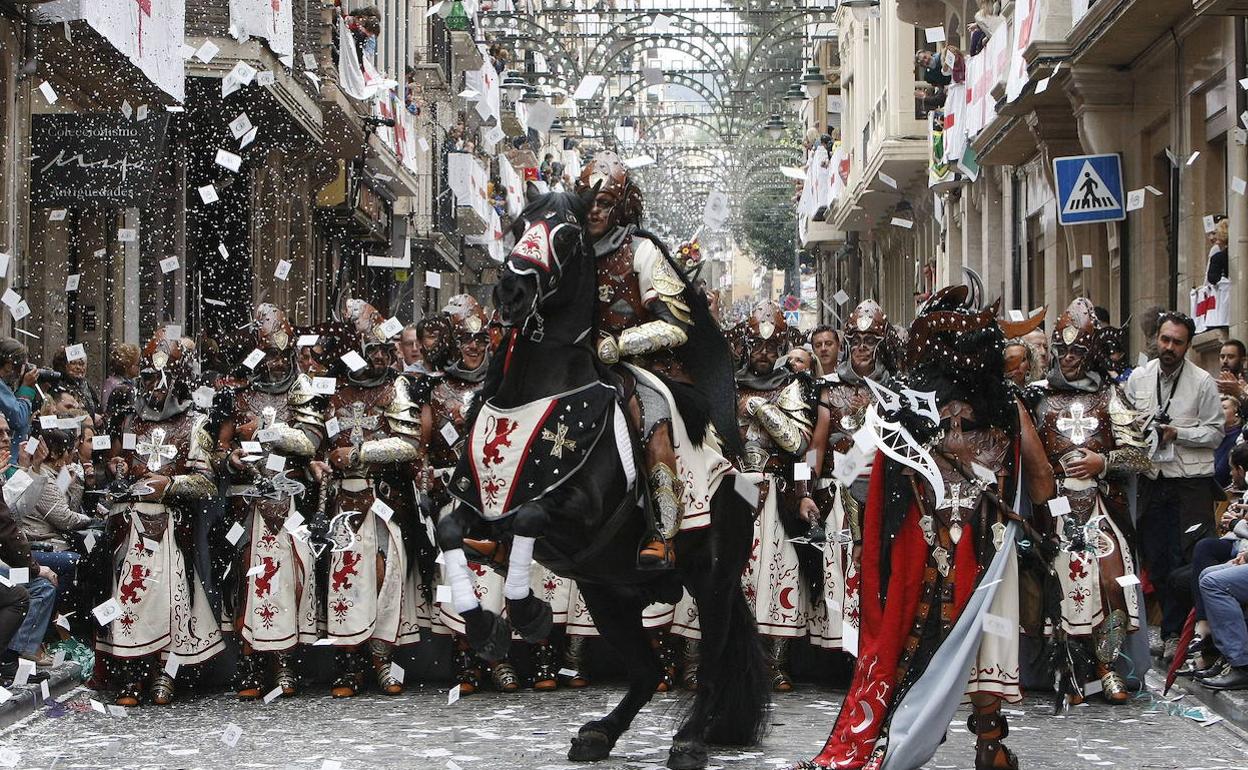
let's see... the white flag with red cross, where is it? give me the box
[230,0,294,58]
[43,0,185,101]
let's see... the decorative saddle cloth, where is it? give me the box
[449,382,616,521]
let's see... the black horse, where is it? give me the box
[436,192,769,770]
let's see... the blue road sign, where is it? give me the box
[1053,153,1125,225]
[784,310,801,326]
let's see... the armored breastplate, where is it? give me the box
[822,381,872,459]
[1035,387,1113,475]
[913,400,1013,510]
[329,384,394,451]
[237,389,293,431]
[595,241,650,337]
[130,413,198,478]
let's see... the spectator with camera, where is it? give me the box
[1126,311,1225,661]
[48,348,101,427]
[0,338,40,461]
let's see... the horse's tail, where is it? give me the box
[702,585,771,745]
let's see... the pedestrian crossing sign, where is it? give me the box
[1054,153,1125,225]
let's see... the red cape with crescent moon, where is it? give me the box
[808,453,982,769]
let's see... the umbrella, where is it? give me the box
[1164,609,1198,695]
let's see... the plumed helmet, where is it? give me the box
[1052,297,1104,371]
[846,299,888,337]
[575,151,644,226]
[140,328,195,392]
[442,294,488,342]
[344,298,391,346]
[255,303,293,353]
[742,300,788,348]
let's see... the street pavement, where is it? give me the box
[0,678,1245,770]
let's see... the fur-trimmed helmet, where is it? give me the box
[907,285,1004,379]
[574,151,643,226]
[741,301,788,350]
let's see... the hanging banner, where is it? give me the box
[1006,0,1037,102]
[230,0,294,57]
[43,0,185,101]
[30,114,170,208]
[928,113,955,188]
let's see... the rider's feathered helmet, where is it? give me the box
[575,151,643,226]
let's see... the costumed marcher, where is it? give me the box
[95,332,224,706]
[578,152,738,569]
[219,304,326,699]
[1022,298,1151,705]
[322,300,428,697]
[734,303,815,691]
[806,300,895,654]
[427,295,539,694]
[797,285,1055,770]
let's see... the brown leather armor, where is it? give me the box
[819,381,873,462]
[329,385,396,454]
[428,376,483,469]
[595,238,686,380]
[128,413,202,480]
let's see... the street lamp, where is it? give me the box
[801,66,827,99]
[763,113,786,141]
[784,81,807,111]
[522,84,543,103]
[549,118,565,138]
[502,71,527,101]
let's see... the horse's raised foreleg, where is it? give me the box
[567,582,661,763]
[503,501,554,643]
[436,505,511,661]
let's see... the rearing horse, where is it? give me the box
[437,192,769,770]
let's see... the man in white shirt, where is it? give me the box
[1125,311,1224,659]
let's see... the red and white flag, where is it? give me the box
[230,0,293,58]
[44,0,185,100]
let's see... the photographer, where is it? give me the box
[1126,311,1225,661]
[0,338,39,462]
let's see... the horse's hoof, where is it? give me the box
[667,739,708,770]
[464,608,512,662]
[507,593,553,644]
[568,722,616,762]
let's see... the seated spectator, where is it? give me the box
[19,424,95,601]
[1215,395,1243,488]
[1183,443,1248,678]
[1196,529,1248,689]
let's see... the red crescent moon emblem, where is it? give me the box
[779,586,795,610]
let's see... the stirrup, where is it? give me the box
[491,660,520,692]
[638,538,675,571]
[975,739,1018,770]
[150,672,175,706]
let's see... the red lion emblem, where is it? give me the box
[482,417,519,467]
[254,557,280,598]
[120,564,149,605]
[332,552,362,592]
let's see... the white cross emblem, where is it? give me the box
[541,422,577,459]
[938,481,978,513]
[136,428,177,471]
[339,402,379,449]
[1056,402,1099,445]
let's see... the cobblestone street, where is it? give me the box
[0,678,1246,770]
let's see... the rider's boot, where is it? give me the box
[969,700,1018,770]
[561,635,591,688]
[639,425,680,571]
[530,640,558,691]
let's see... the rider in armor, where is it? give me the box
[219,304,325,699]
[1023,298,1150,704]
[577,152,736,569]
